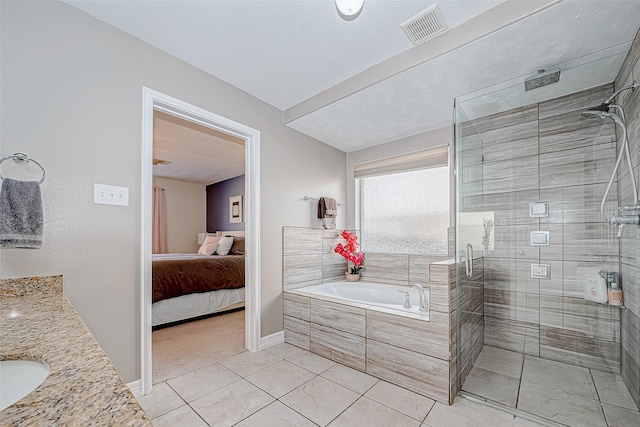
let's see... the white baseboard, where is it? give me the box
[260,330,284,350]
[127,379,142,398]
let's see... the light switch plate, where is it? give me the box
[530,231,550,246]
[529,201,549,217]
[531,264,551,279]
[94,183,129,206]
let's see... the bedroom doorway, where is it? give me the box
[140,88,261,396]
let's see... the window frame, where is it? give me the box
[356,164,450,255]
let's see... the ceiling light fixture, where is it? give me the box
[336,0,364,21]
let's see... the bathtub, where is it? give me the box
[284,280,446,401]
[292,280,429,318]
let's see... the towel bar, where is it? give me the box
[303,196,343,206]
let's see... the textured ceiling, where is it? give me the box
[153,112,244,185]
[65,0,640,156]
[288,0,640,152]
[65,0,503,110]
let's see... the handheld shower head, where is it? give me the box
[581,109,612,120]
[580,108,624,127]
[590,103,612,112]
[582,100,637,227]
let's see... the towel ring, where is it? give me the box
[0,153,46,184]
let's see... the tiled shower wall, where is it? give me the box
[455,257,485,391]
[459,83,623,374]
[616,29,640,407]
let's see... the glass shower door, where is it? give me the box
[453,101,488,391]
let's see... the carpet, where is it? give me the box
[152,309,246,384]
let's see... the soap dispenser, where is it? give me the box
[608,272,623,306]
[583,269,608,304]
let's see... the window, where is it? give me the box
[357,150,449,254]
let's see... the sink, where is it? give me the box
[0,360,50,411]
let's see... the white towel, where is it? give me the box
[322,218,336,230]
[0,178,43,248]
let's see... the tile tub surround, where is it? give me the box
[283,227,346,290]
[284,259,459,404]
[0,276,151,426]
[282,225,450,290]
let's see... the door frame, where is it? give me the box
[140,87,261,396]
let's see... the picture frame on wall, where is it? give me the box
[229,195,243,223]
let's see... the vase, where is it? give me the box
[345,272,360,282]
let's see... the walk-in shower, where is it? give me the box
[453,43,640,425]
[581,82,639,237]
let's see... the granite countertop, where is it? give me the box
[0,275,151,426]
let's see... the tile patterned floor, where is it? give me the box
[462,345,640,427]
[138,343,547,426]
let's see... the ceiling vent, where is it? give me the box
[401,3,449,45]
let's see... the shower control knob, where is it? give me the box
[609,215,640,226]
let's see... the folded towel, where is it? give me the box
[318,197,338,219]
[0,178,43,248]
[318,197,337,230]
[322,217,336,230]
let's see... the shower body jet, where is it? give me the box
[581,82,638,237]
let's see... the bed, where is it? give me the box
[152,231,246,327]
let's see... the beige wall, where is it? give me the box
[0,1,346,382]
[152,177,206,254]
[345,127,452,230]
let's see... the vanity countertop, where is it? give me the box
[0,275,151,426]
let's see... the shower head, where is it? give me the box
[580,108,625,127]
[581,109,612,119]
[583,82,637,119]
[604,81,637,104]
[524,68,561,91]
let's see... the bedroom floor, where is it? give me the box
[152,309,246,384]
[137,341,550,427]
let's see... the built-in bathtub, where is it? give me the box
[281,227,458,403]
[284,278,453,403]
[293,280,429,319]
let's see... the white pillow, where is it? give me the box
[198,235,221,255]
[215,236,234,256]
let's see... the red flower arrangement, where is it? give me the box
[334,230,365,274]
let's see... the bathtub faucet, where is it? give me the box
[413,284,429,312]
[397,291,412,309]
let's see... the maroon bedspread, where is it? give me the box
[152,254,245,303]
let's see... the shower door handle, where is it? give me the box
[465,243,473,278]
